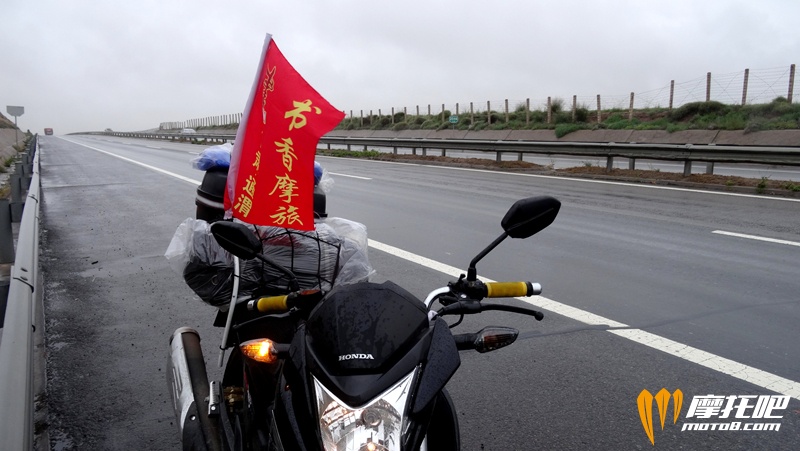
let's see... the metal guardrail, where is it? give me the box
[89,130,234,143]
[86,131,800,176]
[0,136,41,450]
[318,136,800,175]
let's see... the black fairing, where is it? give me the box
[411,317,460,414]
[306,281,429,373]
[257,282,463,448]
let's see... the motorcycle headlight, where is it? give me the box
[313,371,415,451]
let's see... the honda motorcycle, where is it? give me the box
[167,195,561,451]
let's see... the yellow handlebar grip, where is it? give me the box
[255,295,289,313]
[485,281,532,298]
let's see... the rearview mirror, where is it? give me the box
[210,221,263,260]
[466,196,561,281]
[501,196,561,239]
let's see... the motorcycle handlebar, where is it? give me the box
[250,295,289,313]
[248,290,324,314]
[484,281,541,298]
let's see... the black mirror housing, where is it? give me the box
[501,196,561,239]
[210,221,263,260]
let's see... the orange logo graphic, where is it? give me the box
[637,388,683,445]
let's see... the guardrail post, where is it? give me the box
[0,199,13,263]
[706,162,715,175]
[606,156,614,172]
[22,164,32,190]
[10,173,24,223]
[496,151,502,163]
[683,161,693,177]
[441,149,446,157]
[628,158,636,170]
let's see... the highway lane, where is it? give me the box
[39,135,800,450]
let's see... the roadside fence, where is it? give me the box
[159,65,796,131]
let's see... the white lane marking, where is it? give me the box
[328,172,372,180]
[316,156,800,203]
[60,138,201,186]
[712,230,800,247]
[145,145,162,150]
[368,238,800,400]
[53,141,800,398]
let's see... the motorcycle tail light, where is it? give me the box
[240,338,279,363]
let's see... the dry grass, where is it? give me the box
[556,166,798,192]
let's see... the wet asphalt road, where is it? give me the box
[37,135,800,450]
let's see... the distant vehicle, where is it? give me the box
[105,128,113,133]
[44,128,53,135]
[180,128,196,134]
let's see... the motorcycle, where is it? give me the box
[167,195,561,451]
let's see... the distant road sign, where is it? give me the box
[6,106,24,117]
[448,114,458,124]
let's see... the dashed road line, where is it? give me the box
[713,230,800,247]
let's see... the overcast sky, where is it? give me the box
[3,0,799,134]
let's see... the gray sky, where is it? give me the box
[3,0,799,134]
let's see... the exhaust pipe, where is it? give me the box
[167,327,221,451]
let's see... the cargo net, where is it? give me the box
[173,220,344,307]
[248,226,341,295]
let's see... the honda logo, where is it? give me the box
[338,353,375,361]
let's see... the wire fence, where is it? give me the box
[160,65,796,130]
[348,65,797,122]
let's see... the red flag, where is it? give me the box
[224,34,344,230]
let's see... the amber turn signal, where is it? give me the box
[240,339,279,363]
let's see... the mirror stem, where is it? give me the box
[467,232,508,281]
[256,255,301,292]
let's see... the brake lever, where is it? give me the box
[481,303,544,321]
[437,300,544,321]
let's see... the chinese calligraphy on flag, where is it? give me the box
[224,34,344,231]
